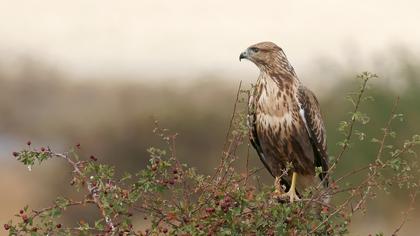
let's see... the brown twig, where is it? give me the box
[53,152,116,233]
[212,81,243,182]
[391,191,418,236]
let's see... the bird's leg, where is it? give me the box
[279,172,300,203]
[273,176,284,196]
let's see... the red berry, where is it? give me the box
[22,214,28,223]
[205,207,215,213]
[151,165,157,171]
[76,143,81,149]
[12,152,19,157]
[27,141,31,146]
[56,223,62,228]
[4,224,10,230]
[19,210,24,214]
[40,147,45,152]
[90,155,98,161]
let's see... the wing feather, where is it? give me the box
[298,86,329,186]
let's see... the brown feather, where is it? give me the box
[298,86,329,186]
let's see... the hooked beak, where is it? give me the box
[239,50,248,61]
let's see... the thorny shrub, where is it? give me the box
[4,72,420,235]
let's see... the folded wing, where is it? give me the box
[298,86,329,186]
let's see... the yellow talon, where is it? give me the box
[278,172,300,203]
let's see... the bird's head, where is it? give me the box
[240,41,295,76]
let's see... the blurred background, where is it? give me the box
[0,0,419,235]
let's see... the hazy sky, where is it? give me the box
[0,0,419,80]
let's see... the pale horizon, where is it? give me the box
[0,0,419,80]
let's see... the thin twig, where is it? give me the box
[392,191,417,236]
[53,152,116,233]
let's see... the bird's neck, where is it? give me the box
[258,55,298,83]
[256,71,300,102]
[259,66,300,89]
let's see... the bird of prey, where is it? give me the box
[239,42,329,203]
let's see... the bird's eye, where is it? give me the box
[250,47,259,53]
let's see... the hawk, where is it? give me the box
[239,42,329,203]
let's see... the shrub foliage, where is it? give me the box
[4,72,420,235]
